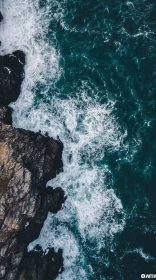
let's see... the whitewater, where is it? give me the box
[0,0,130,279]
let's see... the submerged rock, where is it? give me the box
[0,51,25,106]
[0,114,64,279]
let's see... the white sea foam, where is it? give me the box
[27,90,126,279]
[1,1,127,279]
[0,0,61,118]
[125,248,155,262]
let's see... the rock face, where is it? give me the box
[0,108,65,280]
[0,51,25,106]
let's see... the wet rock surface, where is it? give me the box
[0,12,65,280]
[0,117,64,280]
[0,51,25,106]
[17,245,64,280]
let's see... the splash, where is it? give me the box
[0,0,61,119]
[27,89,126,279]
[0,0,127,279]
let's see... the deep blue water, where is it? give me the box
[0,0,156,279]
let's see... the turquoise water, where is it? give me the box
[0,0,156,279]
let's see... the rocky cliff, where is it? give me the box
[0,12,65,280]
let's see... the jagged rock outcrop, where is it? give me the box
[17,245,64,280]
[0,108,65,279]
[0,51,25,106]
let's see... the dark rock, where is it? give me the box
[0,51,25,106]
[0,119,64,280]
[0,12,3,23]
[17,246,64,280]
[42,186,67,214]
[13,50,25,64]
[0,12,3,46]
[18,187,66,245]
[0,105,12,125]
[18,223,44,245]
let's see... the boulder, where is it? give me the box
[0,51,25,106]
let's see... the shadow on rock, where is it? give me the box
[0,51,25,106]
[18,245,64,280]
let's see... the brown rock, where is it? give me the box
[0,113,65,280]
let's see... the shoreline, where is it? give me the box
[0,11,65,280]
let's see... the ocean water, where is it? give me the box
[0,0,156,279]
